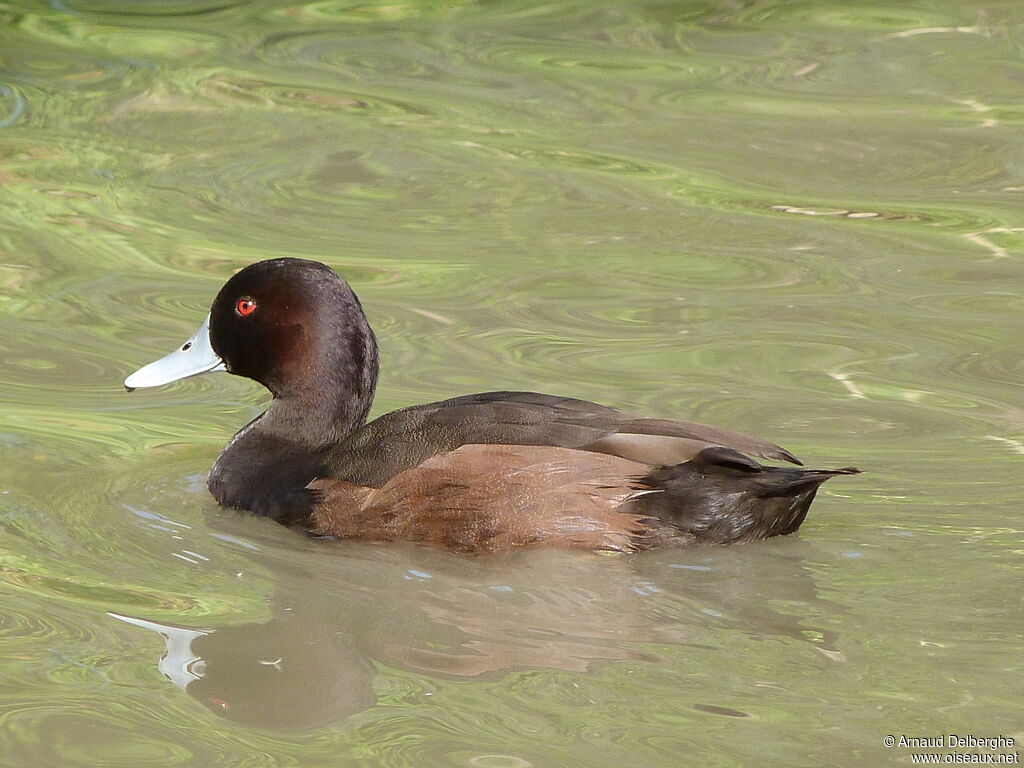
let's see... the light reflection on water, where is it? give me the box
[1,0,1022,765]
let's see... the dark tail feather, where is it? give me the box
[759,466,860,496]
[629,455,860,546]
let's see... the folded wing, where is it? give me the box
[324,391,800,487]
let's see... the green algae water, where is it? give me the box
[1,1,1022,765]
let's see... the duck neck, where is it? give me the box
[258,318,381,450]
[259,383,376,449]
[208,319,380,522]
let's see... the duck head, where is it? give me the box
[125,258,380,434]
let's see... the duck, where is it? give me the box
[124,257,858,553]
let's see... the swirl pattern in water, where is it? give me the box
[0,0,1022,765]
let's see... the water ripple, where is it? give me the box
[0,0,1022,763]
[0,84,26,128]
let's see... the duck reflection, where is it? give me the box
[108,609,375,729]
[111,536,847,729]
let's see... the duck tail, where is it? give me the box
[757,465,860,496]
[628,448,860,544]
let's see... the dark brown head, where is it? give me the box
[208,258,379,408]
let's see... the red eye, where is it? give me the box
[235,297,257,317]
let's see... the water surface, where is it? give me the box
[0,1,1022,766]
